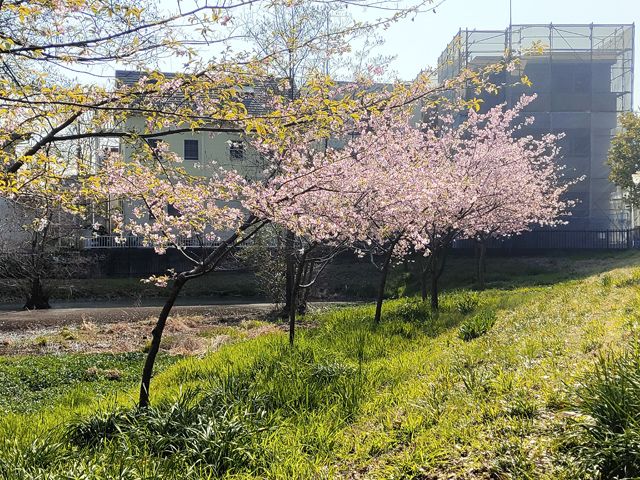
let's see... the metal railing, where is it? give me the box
[85,230,640,251]
[454,229,639,250]
[81,235,227,249]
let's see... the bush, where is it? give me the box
[569,346,640,479]
[458,311,496,341]
[392,298,431,323]
[453,291,481,315]
[65,387,270,476]
[65,409,132,448]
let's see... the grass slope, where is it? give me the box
[2,253,640,478]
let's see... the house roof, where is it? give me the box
[115,70,282,117]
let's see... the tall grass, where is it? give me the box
[3,253,640,479]
[569,345,640,479]
[0,296,464,478]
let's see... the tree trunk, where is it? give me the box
[288,292,296,346]
[297,260,314,315]
[139,274,186,408]
[283,230,295,319]
[420,258,429,301]
[24,277,50,310]
[374,242,396,324]
[430,270,439,310]
[474,240,480,284]
[289,246,310,346]
[138,216,263,408]
[430,246,449,311]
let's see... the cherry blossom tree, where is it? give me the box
[266,93,571,318]
[98,142,268,407]
[412,95,571,306]
[245,105,436,327]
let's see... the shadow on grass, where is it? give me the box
[386,250,640,299]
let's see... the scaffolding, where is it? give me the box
[437,24,635,230]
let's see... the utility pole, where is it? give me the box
[508,0,513,55]
[509,0,512,30]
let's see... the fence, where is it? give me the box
[85,231,640,252]
[453,229,640,251]
[81,235,228,249]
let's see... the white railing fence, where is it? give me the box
[81,235,229,249]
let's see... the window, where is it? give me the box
[229,140,245,161]
[184,139,199,161]
[168,204,181,217]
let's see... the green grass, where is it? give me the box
[2,253,640,478]
[458,310,496,341]
[566,345,640,478]
[0,353,179,414]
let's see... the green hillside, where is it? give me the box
[2,253,640,479]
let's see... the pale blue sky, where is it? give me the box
[152,0,639,106]
[377,0,640,106]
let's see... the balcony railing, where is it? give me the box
[81,235,229,249]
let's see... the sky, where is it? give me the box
[375,0,640,104]
[150,0,639,106]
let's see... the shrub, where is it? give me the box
[569,346,640,478]
[458,311,496,341]
[453,291,481,315]
[392,299,431,323]
[65,388,270,476]
[599,274,612,287]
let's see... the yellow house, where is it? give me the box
[115,70,274,179]
[101,70,280,243]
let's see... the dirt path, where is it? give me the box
[0,301,350,356]
[0,301,276,332]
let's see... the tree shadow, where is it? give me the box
[390,250,640,297]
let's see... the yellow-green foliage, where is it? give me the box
[2,254,640,479]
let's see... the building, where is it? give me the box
[100,70,279,243]
[437,24,634,230]
[114,70,276,180]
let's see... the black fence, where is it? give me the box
[81,247,244,278]
[453,229,640,252]
[67,230,640,278]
